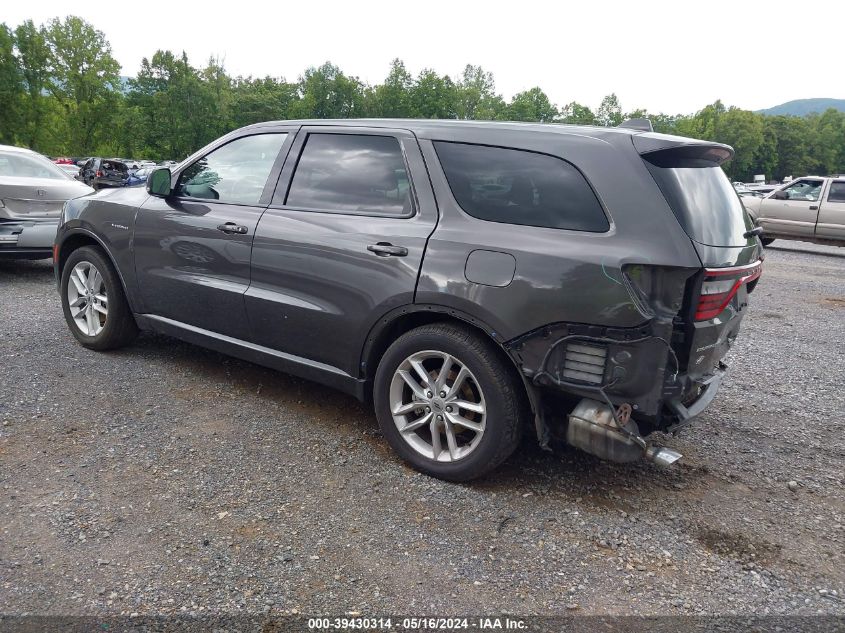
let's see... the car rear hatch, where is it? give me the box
[634,134,763,389]
[0,178,86,221]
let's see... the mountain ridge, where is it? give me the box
[757,98,845,116]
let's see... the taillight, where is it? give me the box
[96,170,103,177]
[695,261,762,321]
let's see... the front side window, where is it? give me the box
[783,179,823,201]
[433,142,609,232]
[827,182,845,203]
[286,134,412,216]
[176,133,287,205]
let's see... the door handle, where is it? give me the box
[809,205,819,210]
[217,222,248,235]
[367,243,408,257]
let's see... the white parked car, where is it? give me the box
[0,145,94,259]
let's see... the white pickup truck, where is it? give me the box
[742,176,845,247]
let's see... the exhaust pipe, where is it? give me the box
[567,398,682,466]
[645,445,683,467]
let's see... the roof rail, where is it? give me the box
[617,118,654,132]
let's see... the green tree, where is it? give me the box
[455,64,504,120]
[595,93,623,127]
[43,16,122,153]
[229,76,299,128]
[507,87,557,122]
[293,62,364,119]
[13,20,51,150]
[812,108,845,175]
[409,69,457,119]
[0,23,22,145]
[716,108,764,180]
[370,59,413,118]
[127,50,218,160]
[766,116,813,180]
[559,101,596,125]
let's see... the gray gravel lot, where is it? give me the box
[1,242,843,617]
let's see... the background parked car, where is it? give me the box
[743,176,845,246]
[57,163,80,179]
[78,158,129,189]
[124,166,152,187]
[0,144,93,259]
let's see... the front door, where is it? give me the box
[758,178,824,236]
[246,127,437,377]
[133,131,292,340]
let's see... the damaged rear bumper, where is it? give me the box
[0,221,57,258]
[665,362,726,432]
[506,321,730,434]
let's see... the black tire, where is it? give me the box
[373,322,529,481]
[761,237,775,246]
[60,245,138,350]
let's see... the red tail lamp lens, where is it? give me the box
[695,262,762,321]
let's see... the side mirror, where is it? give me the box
[147,167,172,197]
[773,190,789,200]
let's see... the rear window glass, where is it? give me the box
[0,151,69,180]
[433,142,609,232]
[828,182,845,202]
[286,134,412,216]
[102,160,128,172]
[644,162,753,247]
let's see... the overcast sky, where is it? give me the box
[5,0,844,114]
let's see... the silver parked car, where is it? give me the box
[0,145,94,259]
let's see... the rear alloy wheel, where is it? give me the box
[60,246,137,350]
[388,350,487,463]
[374,323,527,481]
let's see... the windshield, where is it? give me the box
[645,163,754,247]
[0,151,72,181]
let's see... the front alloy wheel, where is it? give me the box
[60,245,137,350]
[66,261,108,336]
[389,350,487,462]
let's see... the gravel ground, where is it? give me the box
[0,242,843,617]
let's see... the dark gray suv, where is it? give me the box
[54,119,763,481]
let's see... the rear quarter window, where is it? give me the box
[433,141,609,232]
[828,182,845,202]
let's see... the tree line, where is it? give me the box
[2,16,844,182]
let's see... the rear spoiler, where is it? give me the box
[632,133,734,168]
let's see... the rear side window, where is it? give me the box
[829,182,845,203]
[286,134,412,216]
[433,141,609,232]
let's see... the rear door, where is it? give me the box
[758,178,825,236]
[246,126,437,377]
[816,179,845,239]
[133,129,294,340]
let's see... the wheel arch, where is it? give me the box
[360,304,540,427]
[56,229,137,313]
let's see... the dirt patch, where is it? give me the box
[820,296,845,308]
[694,526,782,566]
